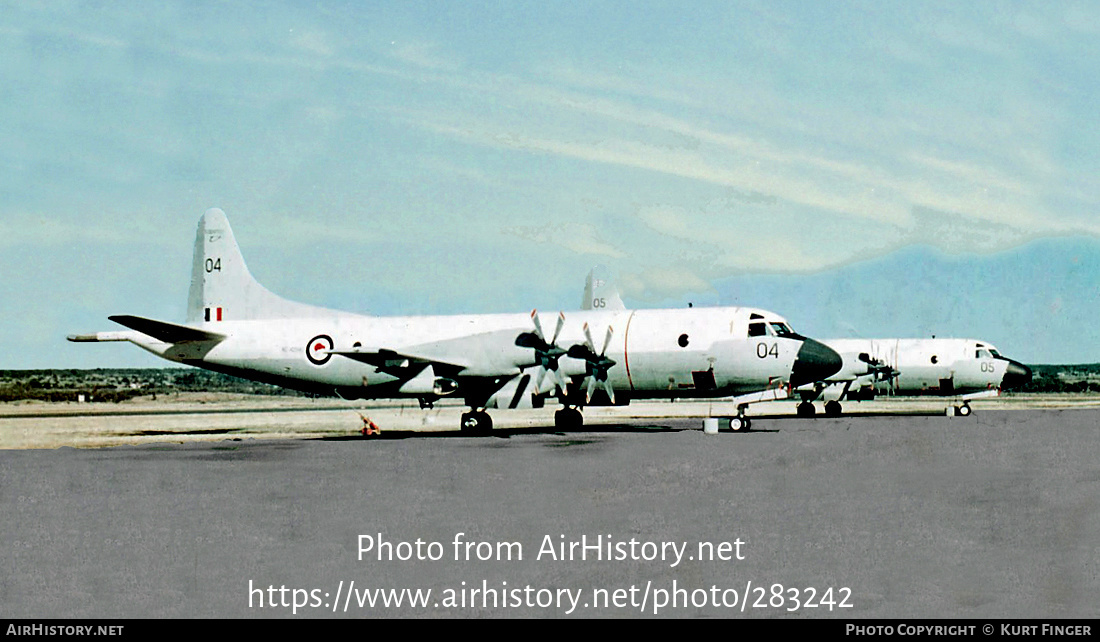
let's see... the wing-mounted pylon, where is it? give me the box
[567,322,616,404]
[514,310,569,394]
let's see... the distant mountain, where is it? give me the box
[713,235,1100,365]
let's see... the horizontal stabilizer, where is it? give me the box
[108,315,225,344]
[66,331,134,342]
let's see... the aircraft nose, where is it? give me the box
[1001,359,1032,390]
[789,338,843,388]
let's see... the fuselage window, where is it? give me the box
[748,322,767,337]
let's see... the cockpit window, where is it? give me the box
[989,349,1002,358]
[976,349,992,359]
[770,322,794,337]
[749,321,794,338]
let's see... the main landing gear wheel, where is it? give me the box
[824,400,842,417]
[728,416,751,432]
[460,411,493,435]
[797,402,816,418]
[956,403,972,417]
[554,407,583,430]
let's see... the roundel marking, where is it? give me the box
[306,334,335,366]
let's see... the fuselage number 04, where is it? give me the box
[757,342,779,359]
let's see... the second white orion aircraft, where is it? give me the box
[793,338,1032,417]
[69,209,843,433]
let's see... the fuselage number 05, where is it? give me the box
[757,342,779,359]
[205,258,221,273]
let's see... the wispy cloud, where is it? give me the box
[504,223,626,259]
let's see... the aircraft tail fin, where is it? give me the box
[581,265,625,311]
[186,208,331,322]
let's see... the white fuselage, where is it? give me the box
[72,209,846,425]
[818,337,1025,398]
[127,306,807,402]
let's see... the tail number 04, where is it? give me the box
[205,258,221,273]
[757,342,779,358]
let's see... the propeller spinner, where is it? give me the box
[515,310,568,394]
[859,352,899,395]
[566,322,617,404]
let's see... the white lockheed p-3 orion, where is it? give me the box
[69,209,843,433]
[793,337,1032,418]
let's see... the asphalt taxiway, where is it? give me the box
[1,400,1098,618]
[3,393,1096,449]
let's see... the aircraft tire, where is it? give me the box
[797,402,816,418]
[554,407,583,430]
[824,400,842,417]
[728,417,751,432]
[461,411,493,435]
[957,403,972,417]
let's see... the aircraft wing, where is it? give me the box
[107,315,226,344]
[331,327,531,379]
[329,348,470,379]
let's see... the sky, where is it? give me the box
[1,1,1098,368]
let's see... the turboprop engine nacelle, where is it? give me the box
[397,365,458,396]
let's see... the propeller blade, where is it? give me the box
[531,310,546,342]
[586,376,598,404]
[602,378,615,404]
[554,367,569,393]
[552,312,565,345]
[601,325,613,356]
[582,323,595,354]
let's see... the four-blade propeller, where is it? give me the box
[515,310,569,394]
[516,313,618,404]
[567,322,617,404]
[858,353,900,395]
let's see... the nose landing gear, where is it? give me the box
[950,402,973,417]
[727,416,751,432]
